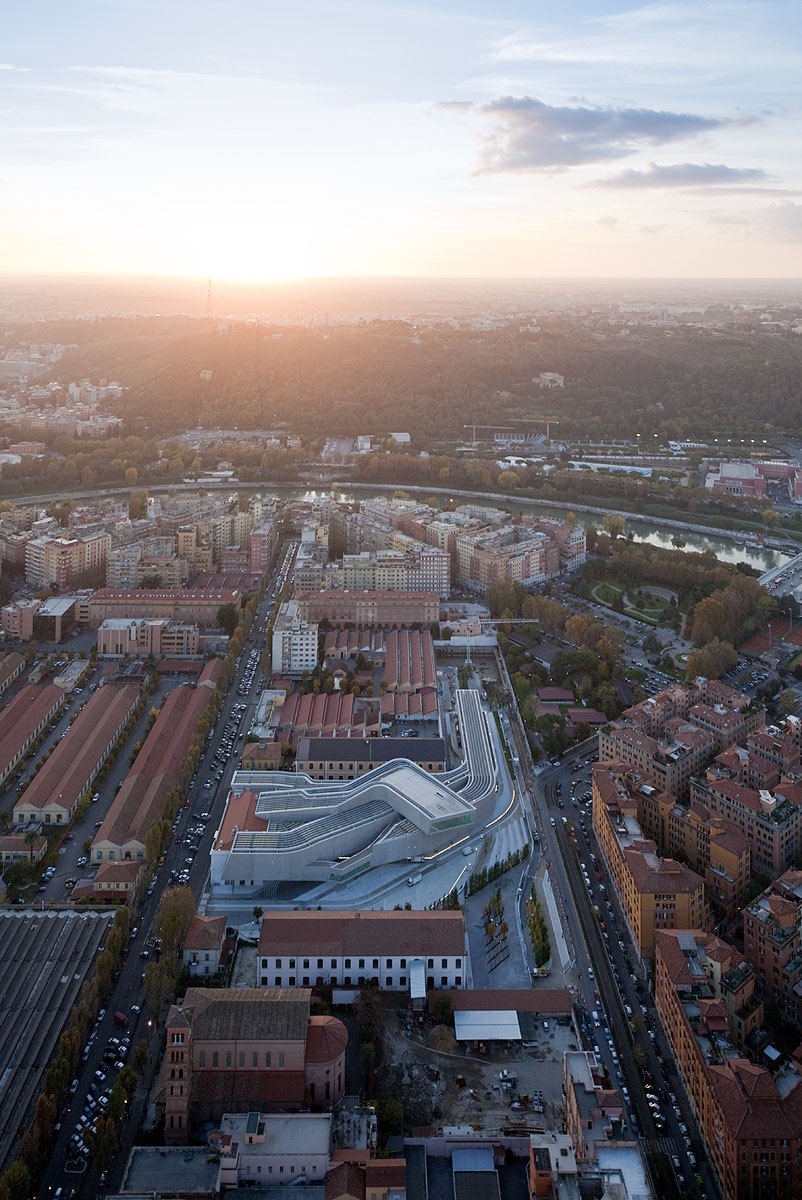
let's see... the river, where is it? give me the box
[289,485,792,573]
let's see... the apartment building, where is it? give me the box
[257,910,467,993]
[655,929,802,1200]
[636,788,750,917]
[209,509,255,560]
[271,600,319,677]
[25,529,111,587]
[455,524,560,591]
[598,720,716,802]
[743,871,802,1025]
[592,764,707,958]
[690,772,802,879]
[563,1051,625,1162]
[106,537,180,587]
[249,520,278,575]
[176,525,214,573]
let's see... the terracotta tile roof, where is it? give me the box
[15,683,140,814]
[625,849,704,894]
[707,1059,802,1141]
[93,682,215,851]
[305,1015,348,1064]
[183,914,227,952]
[440,988,572,1014]
[0,684,63,777]
[214,789,261,847]
[364,1160,406,1187]
[258,910,465,958]
[326,1161,365,1200]
[95,861,142,884]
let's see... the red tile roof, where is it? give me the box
[259,910,465,958]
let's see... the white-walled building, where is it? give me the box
[271,600,319,677]
[257,910,468,992]
[217,1112,331,1189]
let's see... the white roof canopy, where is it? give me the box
[454,1010,521,1042]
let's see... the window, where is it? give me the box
[239,1052,244,1067]
[441,976,448,985]
[345,958,351,968]
[276,958,282,968]
[331,958,336,967]
[289,959,295,968]
[359,959,365,968]
[400,976,406,986]
[386,958,392,968]
[303,959,309,968]
[212,1052,219,1067]
[252,1052,258,1067]
[386,977,392,987]
[275,977,281,986]
[266,1052,271,1067]
[199,1051,206,1067]
[441,958,447,968]
[400,958,406,968]
[226,1051,232,1067]
[278,1052,285,1067]
[317,958,323,968]
[427,958,434,968]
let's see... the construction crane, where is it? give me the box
[463,424,514,447]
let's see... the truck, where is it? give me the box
[407,873,422,887]
[113,1011,128,1027]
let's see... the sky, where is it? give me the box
[2,0,802,281]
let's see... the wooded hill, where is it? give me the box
[6,313,802,441]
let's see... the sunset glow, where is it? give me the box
[3,1,802,281]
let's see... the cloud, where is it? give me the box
[464,96,730,173]
[705,202,802,242]
[755,203,802,242]
[592,162,770,188]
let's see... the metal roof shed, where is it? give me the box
[454,1010,521,1042]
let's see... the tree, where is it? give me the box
[776,688,798,716]
[0,1161,31,1200]
[128,489,148,520]
[217,604,238,635]
[124,466,138,486]
[685,638,738,681]
[155,884,196,958]
[143,960,175,1014]
[603,513,626,539]
[24,827,39,863]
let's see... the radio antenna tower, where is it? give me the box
[206,276,213,318]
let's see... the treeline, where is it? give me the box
[13,314,802,442]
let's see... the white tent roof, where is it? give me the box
[454,1010,521,1042]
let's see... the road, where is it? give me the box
[35,549,290,1196]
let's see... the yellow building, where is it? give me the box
[593,764,707,959]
